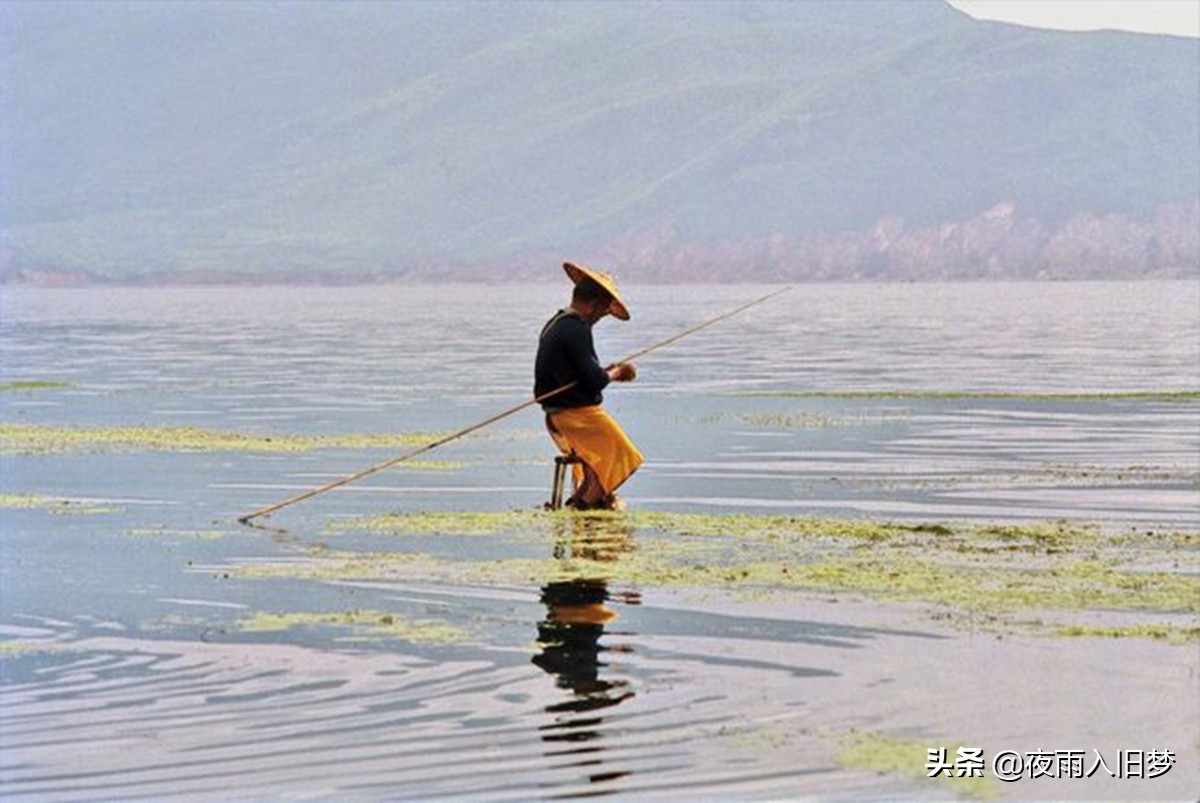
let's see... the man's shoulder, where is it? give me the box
[542,309,587,339]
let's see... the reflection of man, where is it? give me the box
[532,579,633,712]
[533,518,639,789]
[535,262,642,511]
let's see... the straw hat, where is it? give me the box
[563,261,630,321]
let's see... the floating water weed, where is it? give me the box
[232,550,437,582]
[127,527,234,539]
[1052,623,1200,643]
[852,465,1200,493]
[0,493,61,509]
[966,520,1101,553]
[738,411,904,429]
[0,492,120,515]
[0,380,70,393]
[673,512,950,541]
[0,641,59,657]
[0,423,446,455]
[325,509,945,543]
[737,389,1200,402]
[237,510,1200,640]
[739,412,841,428]
[837,730,997,801]
[236,609,468,644]
[327,509,553,536]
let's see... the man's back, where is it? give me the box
[535,309,610,409]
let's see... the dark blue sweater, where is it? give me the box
[534,309,611,410]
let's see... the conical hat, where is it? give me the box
[563,261,630,321]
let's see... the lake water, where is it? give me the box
[1,281,1197,799]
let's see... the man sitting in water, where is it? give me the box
[534,262,642,510]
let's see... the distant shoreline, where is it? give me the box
[4,273,1199,289]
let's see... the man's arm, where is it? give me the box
[562,318,612,393]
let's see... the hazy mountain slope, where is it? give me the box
[1,1,1195,280]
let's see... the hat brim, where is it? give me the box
[564,262,630,321]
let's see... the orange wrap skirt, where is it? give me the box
[546,405,643,495]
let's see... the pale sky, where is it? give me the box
[947,0,1200,37]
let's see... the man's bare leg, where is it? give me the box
[569,462,608,509]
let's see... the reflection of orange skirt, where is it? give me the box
[546,406,643,495]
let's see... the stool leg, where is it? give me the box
[550,458,566,510]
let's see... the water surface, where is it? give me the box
[1,281,1197,799]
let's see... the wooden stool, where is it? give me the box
[548,454,582,510]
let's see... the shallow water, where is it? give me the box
[1,281,1198,799]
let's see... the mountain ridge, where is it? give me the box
[2,0,1195,282]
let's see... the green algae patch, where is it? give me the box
[952,520,1104,556]
[232,549,439,582]
[237,510,1200,636]
[1052,623,1200,644]
[0,380,70,393]
[779,554,1199,618]
[738,411,909,429]
[0,641,61,657]
[0,423,446,455]
[390,459,466,473]
[127,527,234,540]
[236,610,468,644]
[837,730,998,801]
[328,509,945,543]
[0,492,64,509]
[628,511,953,542]
[737,389,1200,402]
[0,492,121,515]
[328,509,554,537]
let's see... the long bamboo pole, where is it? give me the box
[238,285,789,523]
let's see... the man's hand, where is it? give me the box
[608,362,637,382]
